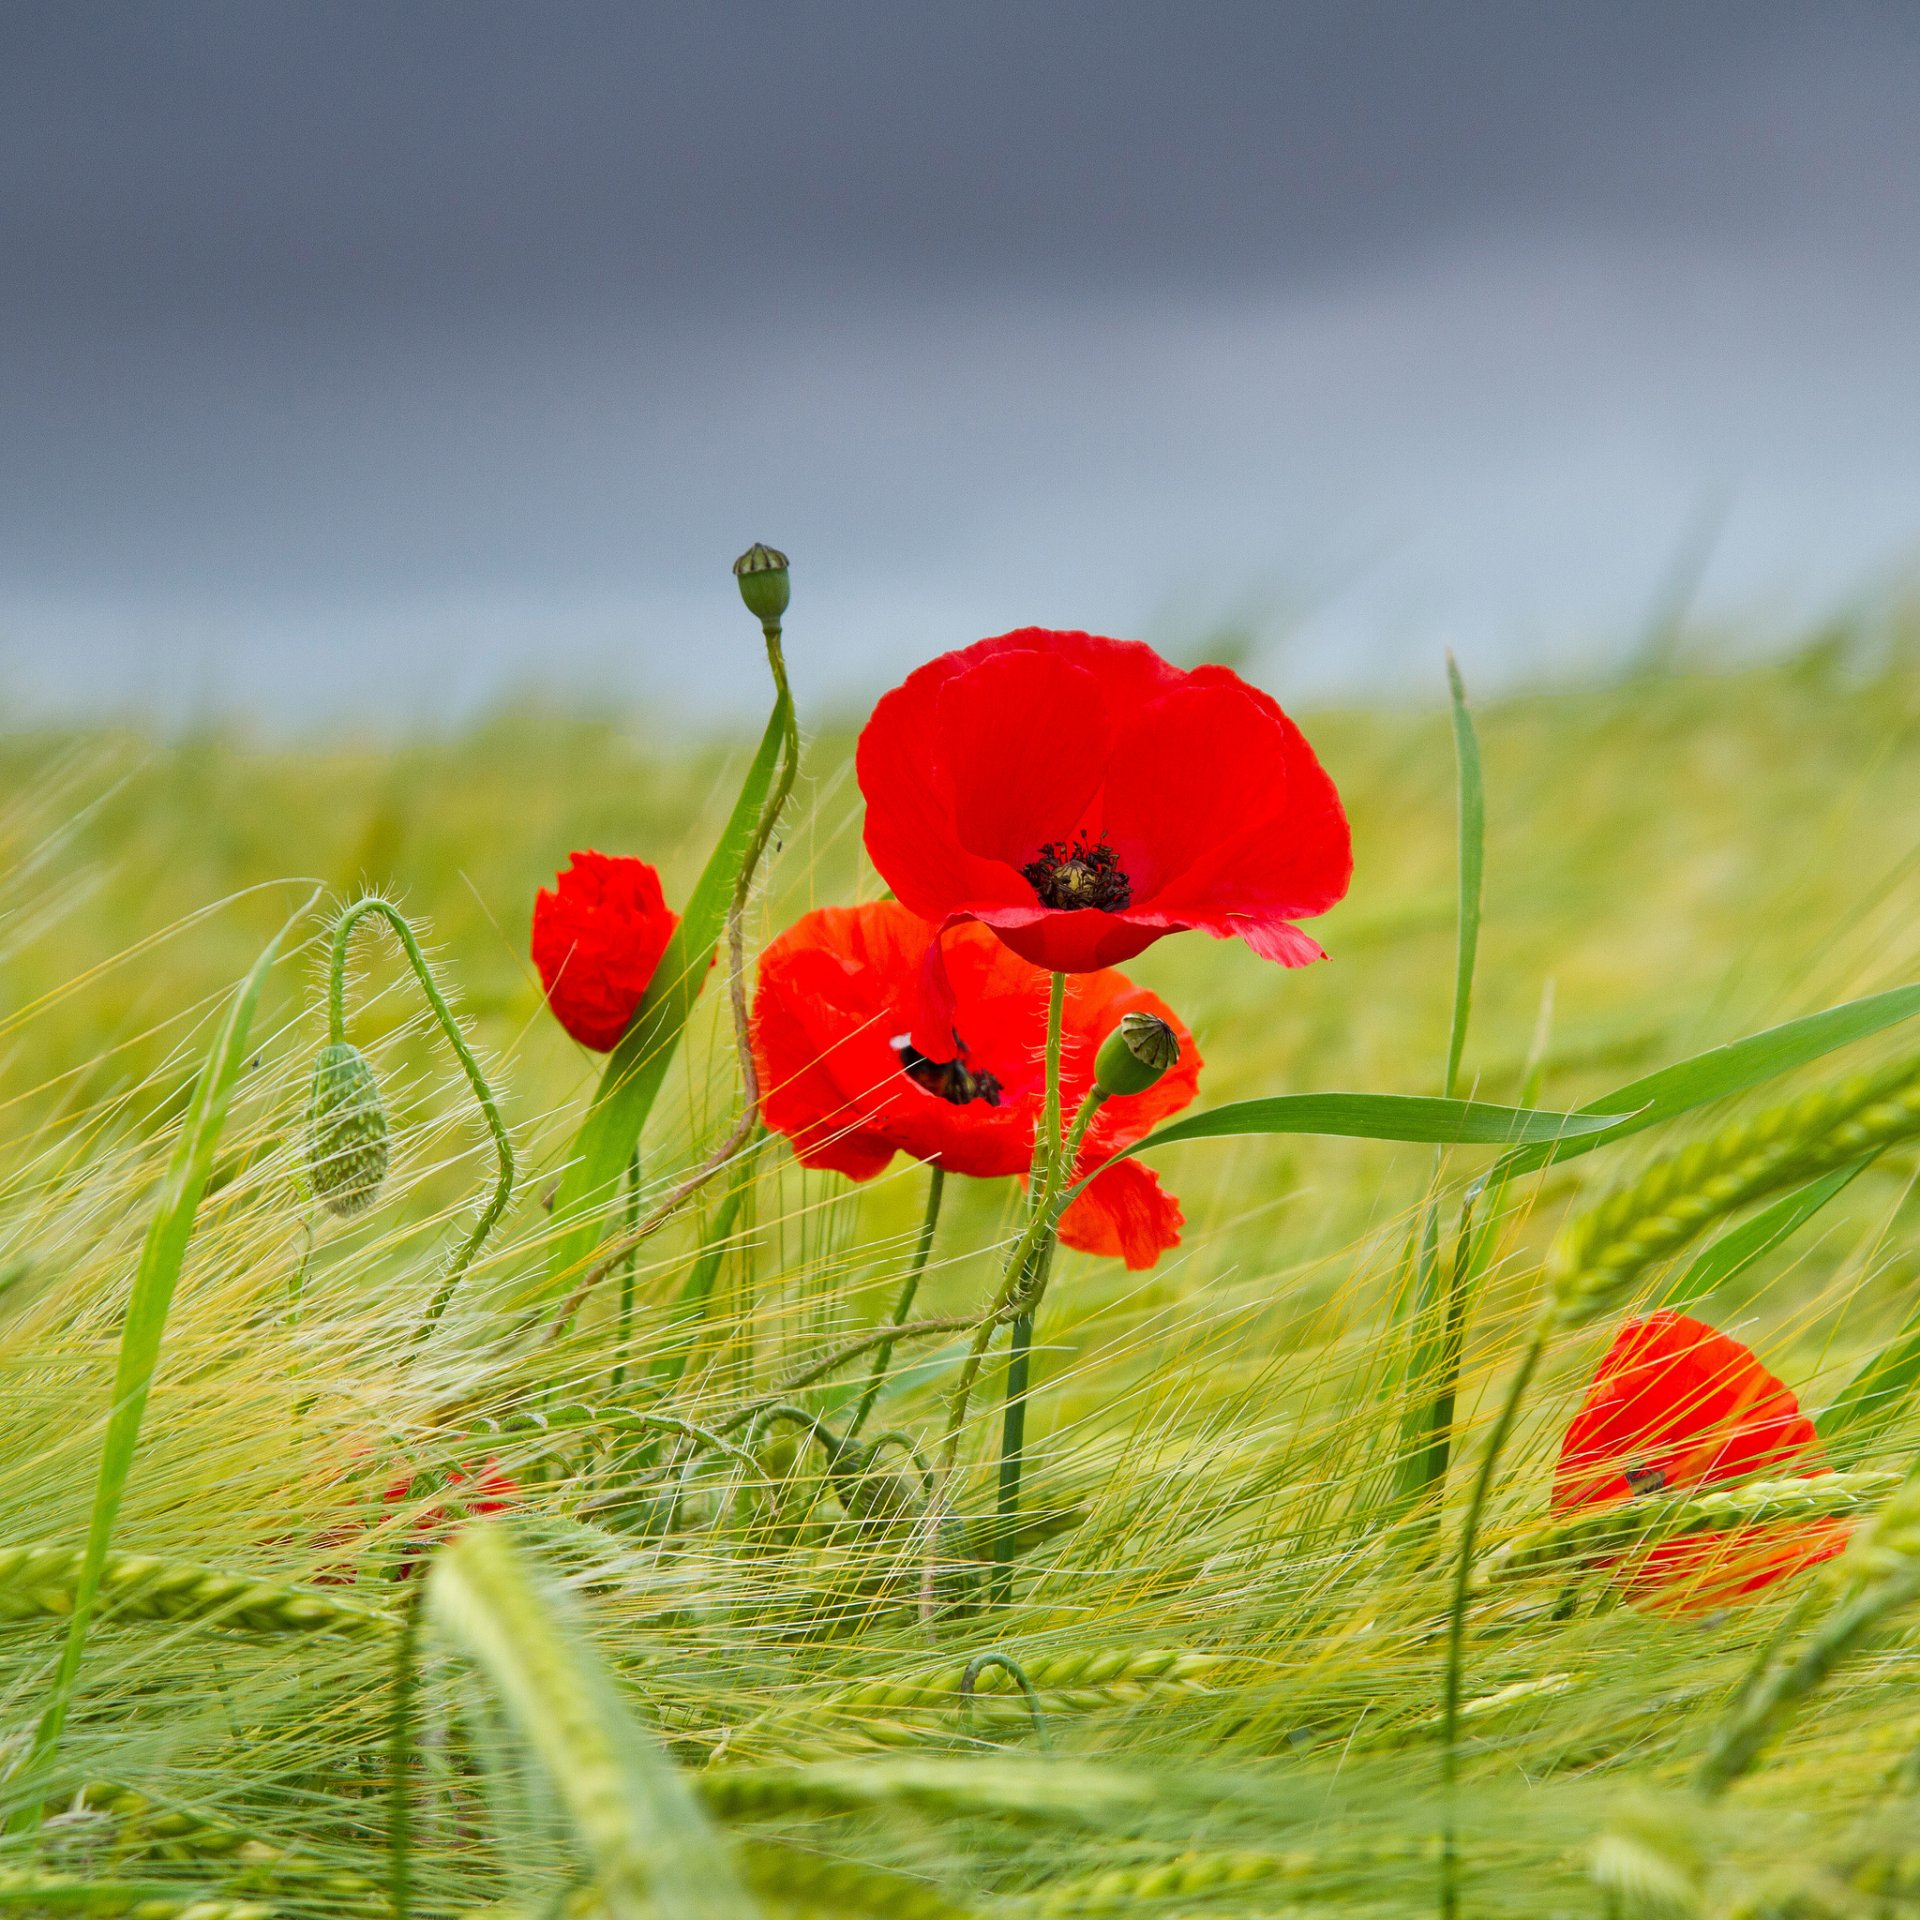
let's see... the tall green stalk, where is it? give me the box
[849,1163,945,1437]
[994,974,1070,1601]
[326,896,516,1338]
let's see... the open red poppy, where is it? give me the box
[1553,1311,1847,1611]
[751,900,1202,1269]
[856,628,1351,975]
[533,851,679,1051]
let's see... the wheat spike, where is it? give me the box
[0,1545,394,1637]
[1476,1469,1898,1584]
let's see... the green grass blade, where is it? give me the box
[1657,1159,1870,1313]
[1079,1093,1622,1198]
[546,695,789,1290]
[1442,653,1484,1102]
[18,893,313,1812]
[427,1523,754,1920]
[1499,979,1920,1177]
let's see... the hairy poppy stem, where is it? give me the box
[1439,1308,1549,1920]
[849,1163,946,1438]
[325,897,516,1341]
[992,972,1071,1602]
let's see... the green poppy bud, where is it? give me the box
[305,1041,391,1217]
[1093,1011,1180,1100]
[732,542,790,626]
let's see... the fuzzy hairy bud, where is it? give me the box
[305,1041,391,1217]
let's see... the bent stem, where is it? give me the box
[326,897,516,1341]
[849,1163,946,1437]
[1438,1307,1549,1920]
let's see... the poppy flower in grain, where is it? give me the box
[532,851,678,1051]
[1553,1311,1848,1611]
[751,899,1202,1269]
[856,628,1352,975]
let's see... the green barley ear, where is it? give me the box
[1590,1795,1708,1918]
[305,1040,391,1217]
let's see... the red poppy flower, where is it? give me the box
[533,851,678,1051]
[751,900,1202,1269]
[1553,1311,1848,1611]
[383,1458,519,1580]
[856,628,1351,976]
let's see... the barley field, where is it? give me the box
[2,615,1919,1920]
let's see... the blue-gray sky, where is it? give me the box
[4,3,1919,724]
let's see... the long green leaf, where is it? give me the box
[1658,1159,1870,1313]
[428,1523,753,1920]
[546,696,788,1288]
[19,894,312,1811]
[1075,1093,1623,1198]
[1499,980,1920,1177]
[1442,653,1484,1102]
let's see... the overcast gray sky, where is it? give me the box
[3,3,1918,724]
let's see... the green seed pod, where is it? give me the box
[732,542,790,625]
[305,1041,390,1217]
[1094,1010,1180,1099]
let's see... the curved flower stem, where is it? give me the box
[958,1651,1052,1750]
[543,624,799,1339]
[326,897,516,1340]
[849,1164,946,1437]
[1437,1308,1550,1920]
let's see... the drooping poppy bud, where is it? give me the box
[732,542,790,626]
[1093,1011,1180,1100]
[306,1041,390,1216]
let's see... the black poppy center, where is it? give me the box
[894,1038,1002,1107]
[1020,833,1132,912]
[1623,1461,1669,1495]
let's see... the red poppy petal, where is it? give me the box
[934,648,1111,867]
[1625,1520,1850,1613]
[1107,670,1353,924]
[1554,1312,1822,1512]
[859,663,1037,923]
[1059,1159,1184,1269]
[975,904,1167,973]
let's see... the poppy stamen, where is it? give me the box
[893,1037,1003,1107]
[1624,1462,1669,1495]
[1020,834,1132,912]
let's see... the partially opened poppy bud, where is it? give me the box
[306,1041,390,1216]
[1094,1011,1180,1100]
[732,542,790,626]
